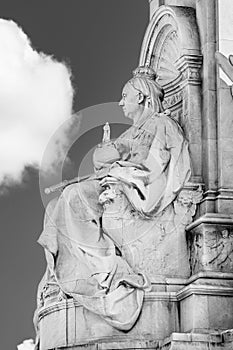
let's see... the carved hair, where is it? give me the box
[128,65,164,112]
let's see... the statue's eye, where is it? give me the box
[122,93,127,99]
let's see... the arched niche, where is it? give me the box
[139,5,203,183]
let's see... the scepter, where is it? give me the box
[44,122,111,194]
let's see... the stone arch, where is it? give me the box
[139,6,203,183]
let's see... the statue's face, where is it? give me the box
[119,83,141,119]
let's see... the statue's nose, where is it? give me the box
[119,99,124,106]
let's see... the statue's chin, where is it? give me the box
[123,112,132,120]
[122,109,128,118]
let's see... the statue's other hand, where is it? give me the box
[93,142,120,170]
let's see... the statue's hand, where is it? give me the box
[99,176,122,205]
[93,142,120,170]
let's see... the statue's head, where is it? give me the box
[119,65,164,120]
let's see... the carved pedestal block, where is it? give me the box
[157,332,231,350]
[178,272,233,333]
[184,222,233,335]
[187,223,233,275]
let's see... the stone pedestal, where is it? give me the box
[38,281,181,350]
[178,272,233,333]
[36,1,233,349]
[38,273,233,349]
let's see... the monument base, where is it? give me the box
[37,273,233,350]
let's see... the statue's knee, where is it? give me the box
[62,183,79,198]
[61,183,87,208]
[44,197,59,220]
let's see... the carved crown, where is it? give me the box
[133,65,157,81]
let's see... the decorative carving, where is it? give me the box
[208,230,233,266]
[144,12,180,79]
[182,68,201,81]
[176,55,203,85]
[189,227,233,274]
[163,90,183,109]
[174,185,203,227]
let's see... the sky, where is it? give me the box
[0,1,149,349]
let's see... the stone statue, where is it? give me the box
[35,66,191,345]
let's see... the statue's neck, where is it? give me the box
[133,108,155,127]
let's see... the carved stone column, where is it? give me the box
[187,0,233,270]
[176,54,203,183]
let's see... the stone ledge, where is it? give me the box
[56,338,159,349]
[186,213,233,230]
[159,331,230,350]
[55,331,233,349]
[38,290,179,349]
[162,331,222,345]
[38,291,178,321]
[177,284,233,301]
[187,271,233,284]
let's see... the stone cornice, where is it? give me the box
[187,271,233,284]
[186,213,233,230]
[177,284,233,301]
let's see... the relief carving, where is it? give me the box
[174,186,203,227]
[163,90,183,109]
[189,228,233,274]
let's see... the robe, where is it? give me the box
[38,110,191,331]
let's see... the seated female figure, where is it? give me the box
[37,66,191,333]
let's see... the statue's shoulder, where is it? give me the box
[142,112,163,134]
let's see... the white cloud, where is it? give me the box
[17,339,35,350]
[0,19,76,185]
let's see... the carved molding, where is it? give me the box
[163,90,183,110]
[176,54,203,85]
[140,6,201,82]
